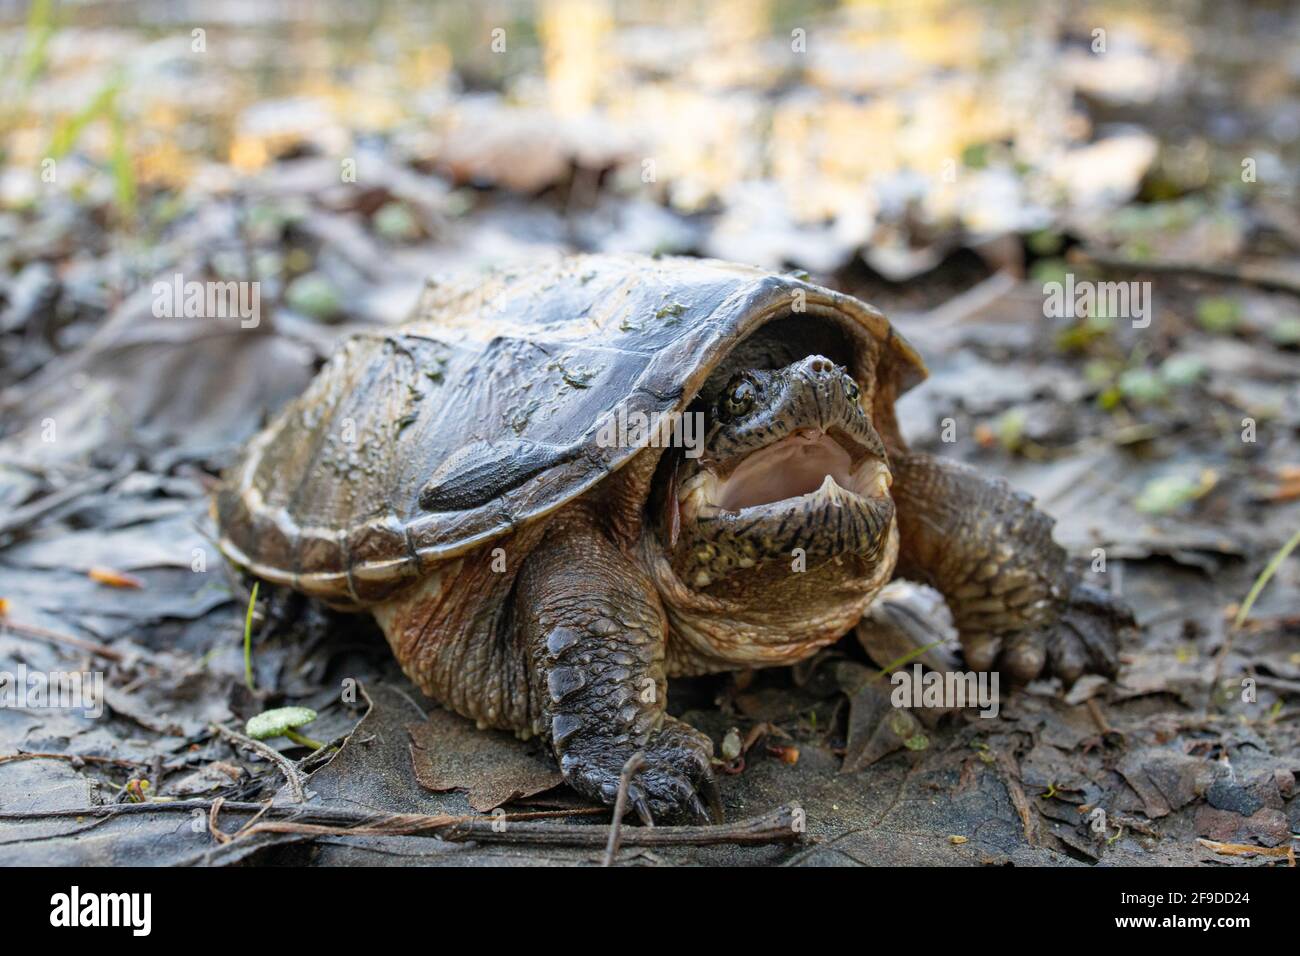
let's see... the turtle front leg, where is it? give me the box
[889,452,1132,683]
[516,510,717,823]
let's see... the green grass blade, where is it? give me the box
[108,103,136,221]
[875,640,947,678]
[243,581,259,691]
[48,73,121,159]
[1234,527,1300,629]
[19,0,57,89]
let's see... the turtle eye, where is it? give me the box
[719,375,757,421]
[843,375,861,404]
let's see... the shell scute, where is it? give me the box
[216,255,925,605]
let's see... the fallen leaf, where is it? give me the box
[840,677,925,773]
[1196,838,1295,866]
[88,566,144,589]
[408,708,562,812]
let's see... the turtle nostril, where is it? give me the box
[805,356,835,376]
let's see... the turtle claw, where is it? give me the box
[700,774,724,825]
[628,787,655,828]
[558,719,718,824]
[971,581,1132,685]
[686,793,711,826]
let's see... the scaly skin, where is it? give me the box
[890,452,1129,682]
[372,348,1129,823]
[515,505,716,823]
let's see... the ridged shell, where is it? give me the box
[215,254,926,605]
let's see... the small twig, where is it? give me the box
[238,805,802,848]
[0,618,125,661]
[0,751,147,769]
[210,796,274,844]
[993,749,1037,847]
[1085,698,1112,735]
[212,723,307,803]
[603,751,645,866]
[208,797,232,845]
[0,799,803,849]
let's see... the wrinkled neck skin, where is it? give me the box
[637,345,900,675]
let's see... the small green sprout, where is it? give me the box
[1134,470,1217,515]
[1117,367,1167,404]
[1195,297,1242,334]
[373,201,420,242]
[285,272,342,320]
[246,707,324,751]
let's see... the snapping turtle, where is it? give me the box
[216,255,1129,822]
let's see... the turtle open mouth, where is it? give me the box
[681,429,891,515]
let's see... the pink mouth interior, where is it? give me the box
[715,431,855,511]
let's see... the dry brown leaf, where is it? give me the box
[1196,838,1296,866]
[88,567,145,589]
[408,708,562,812]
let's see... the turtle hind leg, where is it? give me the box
[515,507,717,824]
[889,452,1133,683]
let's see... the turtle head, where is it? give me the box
[662,351,895,591]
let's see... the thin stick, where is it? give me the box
[0,618,124,661]
[208,797,232,845]
[212,723,307,803]
[0,800,606,825]
[1085,698,1112,736]
[0,751,147,768]
[994,749,1037,847]
[603,751,645,866]
[240,806,801,848]
[0,798,803,849]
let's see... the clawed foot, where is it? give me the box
[559,717,720,825]
[962,581,1132,684]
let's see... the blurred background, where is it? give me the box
[1,0,1299,867]
[2,0,1297,310]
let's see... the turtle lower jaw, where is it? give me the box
[674,487,895,590]
[669,429,896,588]
[672,458,896,589]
